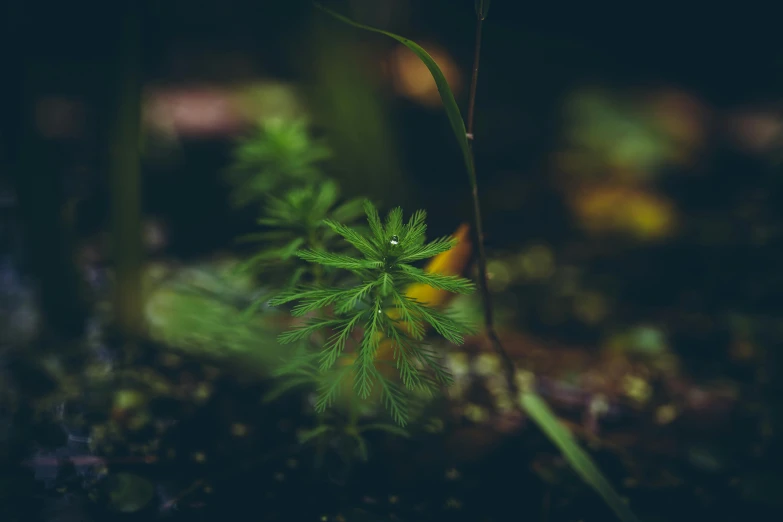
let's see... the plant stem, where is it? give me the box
[109,0,144,361]
[464,11,520,400]
[466,16,483,138]
[309,227,325,285]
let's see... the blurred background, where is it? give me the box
[2,0,783,521]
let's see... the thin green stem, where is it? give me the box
[465,12,520,400]
[466,16,483,138]
[109,0,144,361]
[309,227,325,285]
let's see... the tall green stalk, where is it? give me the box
[108,1,144,357]
[463,1,520,399]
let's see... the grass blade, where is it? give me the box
[313,3,476,190]
[521,392,641,522]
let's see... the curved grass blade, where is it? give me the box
[521,392,641,522]
[313,3,477,190]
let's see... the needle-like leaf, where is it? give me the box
[270,201,475,425]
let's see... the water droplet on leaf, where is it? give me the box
[390,235,399,245]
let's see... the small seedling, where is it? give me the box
[269,201,475,425]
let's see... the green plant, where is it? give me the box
[314,3,642,522]
[296,405,410,464]
[268,201,476,426]
[265,349,413,465]
[262,340,437,477]
[225,118,370,313]
[235,178,366,295]
[226,118,331,209]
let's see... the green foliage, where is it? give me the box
[225,117,369,304]
[264,350,411,466]
[313,3,477,193]
[226,118,331,208]
[297,412,410,464]
[269,201,475,425]
[235,178,366,293]
[314,4,642,521]
[143,262,284,370]
[522,393,641,522]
